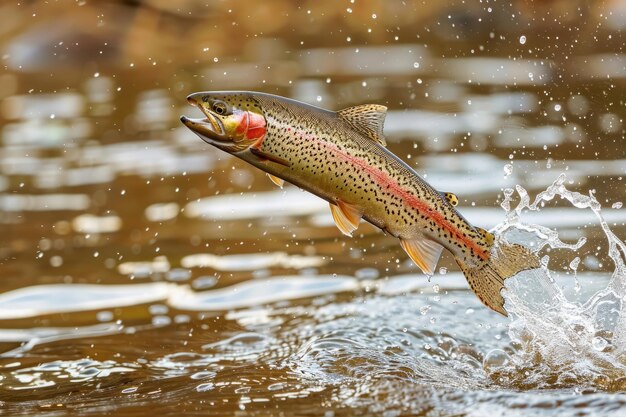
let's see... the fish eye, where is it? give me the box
[212,101,230,115]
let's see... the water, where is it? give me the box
[2,1,626,415]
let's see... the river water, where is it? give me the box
[0,1,625,416]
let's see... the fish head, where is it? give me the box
[181,92,267,153]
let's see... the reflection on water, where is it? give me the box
[1,0,626,416]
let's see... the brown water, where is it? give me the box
[1,1,626,416]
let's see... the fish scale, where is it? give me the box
[181,90,540,316]
[255,95,487,261]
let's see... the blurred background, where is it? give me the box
[0,0,626,415]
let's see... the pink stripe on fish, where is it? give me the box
[306,134,488,260]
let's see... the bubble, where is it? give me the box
[519,35,526,44]
[413,62,420,69]
[592,336,609,351]
[600,113,621,134]
[483,349,511,371]
[49,256,63,267]
[612,202,623,209]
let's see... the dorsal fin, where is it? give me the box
[442,192,458,207]
[337,104,387,146]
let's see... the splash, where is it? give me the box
[490,174,626,390]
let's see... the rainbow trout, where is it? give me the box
[181,91,539,315]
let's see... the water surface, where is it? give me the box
[1,1,626,415]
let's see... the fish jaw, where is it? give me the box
[180,94,227,146]
[181,92,267,153]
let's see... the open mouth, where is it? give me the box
[180,96,225,141]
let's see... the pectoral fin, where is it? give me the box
[249,147,290,167]
[400,237,444,276]
[267,173,285,188]
[329,200,361,237]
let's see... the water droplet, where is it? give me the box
[574,279,581,293]
[569,257,580,271]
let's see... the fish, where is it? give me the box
[180,91,540,315]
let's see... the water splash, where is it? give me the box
[285,174,626,414]
[492,174,626,390]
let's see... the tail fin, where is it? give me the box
[455,242,540,316]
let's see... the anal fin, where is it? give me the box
[400,237,444,276]
[329,200,361,237]
[267,173,285,188]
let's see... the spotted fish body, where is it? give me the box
[181,91,539,315]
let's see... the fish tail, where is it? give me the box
[454,242,540,316]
